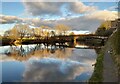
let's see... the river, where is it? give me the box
[0,42,98,82]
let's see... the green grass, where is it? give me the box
[110,29,120,55]
[89,29,120,83]
[108,29,120,78]
[89,51,104,83]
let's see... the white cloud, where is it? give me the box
[1,10,118,32]
[87,10,118,20]
[0,15,22,24]
[22,1,64,16]
[0,15,42,25]
[18,1,118,32]
[22,1,97,16]
[53,16,101,32]
[68,2,96,14]
[28,10,117,32]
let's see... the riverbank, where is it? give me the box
[106,29,120,82]
[103,43,118,82]
[1,36,105,47]
[89,48,104,82]
[89,29,120,83]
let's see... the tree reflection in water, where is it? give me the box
[3,43,73,61]
[3,42,101,62]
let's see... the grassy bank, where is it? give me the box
[108,29,120,79]
[110,29,120,55]
[89,50,104,83]
[89,29,120,83]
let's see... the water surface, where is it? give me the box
[0,43,97,82]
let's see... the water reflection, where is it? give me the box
[2,44,73,61]
[1,42,97,82]
[22,58,84,82]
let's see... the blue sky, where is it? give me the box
[0,1,118,35]
[85,2,117,10]
[2,2,25,16]
[2,2,117,16]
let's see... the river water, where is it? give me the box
[0,42,98,82]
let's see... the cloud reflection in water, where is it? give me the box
[22,58,85,82]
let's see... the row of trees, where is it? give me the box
[4,24,71,40]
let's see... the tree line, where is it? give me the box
[3,24,71,41]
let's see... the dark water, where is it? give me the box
[0,43,98,82]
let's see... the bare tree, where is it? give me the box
[16,24,30,40]
[41,25,51,38]
[8,24,30,40]
[55,24,70,36]
[9,27,19,39]
[33,27,42,39]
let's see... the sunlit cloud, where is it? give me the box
[67,2,97,14]
[1,8,118,33]
[0,1,118,33]
[0,15,22,24]
[87,10,118,20]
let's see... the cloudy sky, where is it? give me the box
[0,0,118,35]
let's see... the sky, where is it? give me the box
[0,0,119,35]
